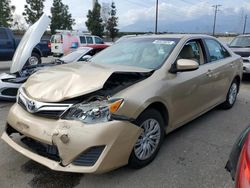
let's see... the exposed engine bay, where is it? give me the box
[64,71,154,104]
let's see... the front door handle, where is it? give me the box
[206,69,213,78]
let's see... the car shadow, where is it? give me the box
[21,160,83,188]
[242,74,250,83]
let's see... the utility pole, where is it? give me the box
[155,0,159,34]
[243,15,248,34]
[212,4,222,36]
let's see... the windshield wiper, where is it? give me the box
[55,59,65,64]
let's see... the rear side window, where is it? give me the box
[94,37,104,44]
[204,39,230,62]
[80,36,86,44]
[86,36,93,44]
[0,29,8,39]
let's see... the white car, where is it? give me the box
[0,18,108,101]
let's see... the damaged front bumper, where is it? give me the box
[1,103,142,173]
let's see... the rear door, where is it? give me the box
[202,38,234,104]
[0,28,15,60]
[51,34,64,55]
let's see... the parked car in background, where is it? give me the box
[1,16,243,174]
[0,46,108,101]
[226,125,250,188]
[229,35,250,74]
[50,30,106,57]
[0,27,51,65]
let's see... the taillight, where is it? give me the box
[48,42,51,48]
[236,134,250,188]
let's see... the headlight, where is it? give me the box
[61,99,123,124]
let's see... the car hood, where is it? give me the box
[10,14,51,73]
[230,47,250,52]
[23,63,152,102]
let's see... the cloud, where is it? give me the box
[120,1,250,28]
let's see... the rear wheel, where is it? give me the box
[129,109,165,168]
[25,52,41,66]
[221,79,239,109]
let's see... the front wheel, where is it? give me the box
[25,52,41,66]
[128,109,165,169]
[221,79,239,109]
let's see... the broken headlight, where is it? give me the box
[61,99,123,124]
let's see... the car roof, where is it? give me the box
[125,34,215,40]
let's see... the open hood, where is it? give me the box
[10,14,51,73]
[23,63,152,102]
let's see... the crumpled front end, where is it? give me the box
[2,103,142,173]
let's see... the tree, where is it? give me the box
[50,0,75,34]
[23,0,45,24]
[85,1,104,37]
[0,0,15,27]
[12,14,27,31]
[106,2,119,41]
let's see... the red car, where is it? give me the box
[226,126,250,188]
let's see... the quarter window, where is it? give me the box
[204,39,230,62]
[86,36,93,44]
[94,37,104,44]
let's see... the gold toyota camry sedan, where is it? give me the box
[1,18,243,174]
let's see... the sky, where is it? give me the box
[11,0,250,33]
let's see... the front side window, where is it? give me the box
[178,40,204,65]
[90,38,179,70]
[86,36,93,44]
[204,39,230,62]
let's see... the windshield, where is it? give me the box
[230,36,250,47]
[60,48,90,63]
[90,37,179,69]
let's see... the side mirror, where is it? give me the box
[172,59,199,72]
[80,55,92,61]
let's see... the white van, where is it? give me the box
[50,30,104,57]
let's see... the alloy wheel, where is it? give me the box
[134,118,161,160]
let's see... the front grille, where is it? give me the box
[243,59,250,63]
[18,96,66,119]
[21,137,60,161]
[234,51,250,57]
[1,88,18,96]
[18,97,26,109]
[6,124,60,162]
[34,111,64,119]
[72,146,105,166]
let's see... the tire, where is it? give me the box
[221,79,239,109]
[128,108,165,169]
[25,52,41,66]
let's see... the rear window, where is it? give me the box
[51,34,62,43]
[94,37,104,44]
[0,29,8,40]
[86,36,93,44]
